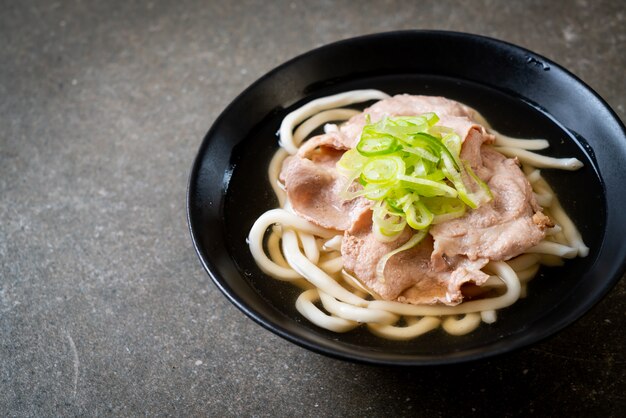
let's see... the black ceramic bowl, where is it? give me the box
[187,31,626,365]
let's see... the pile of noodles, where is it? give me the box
[248,90,588,340]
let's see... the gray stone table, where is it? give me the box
[1,0,624,416]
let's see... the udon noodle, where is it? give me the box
[248,90,588,340]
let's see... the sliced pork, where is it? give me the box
[280,134,372,231]
[430,133,551,267]
[341,217,489,305]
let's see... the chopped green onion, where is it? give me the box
[337,113,492,238]
[372,200,407,241]
[423,197,466,224]
[422,112,440,126]
[361,157,404,184]
[398,174,458,197]
[404,200,434,230]
[357,135,398,156]
[441,133,462,159]
[336,148,367,175]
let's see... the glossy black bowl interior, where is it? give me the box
[187,31,626,365]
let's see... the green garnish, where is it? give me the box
[337,114,492,241]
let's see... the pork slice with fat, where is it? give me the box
[279,133,372,231]
[430,133,551,267]
[341,217,489,306]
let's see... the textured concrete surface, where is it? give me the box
[1,0,624,416]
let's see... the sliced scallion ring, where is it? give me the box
[361,157,404,184]
[357,135,398,156]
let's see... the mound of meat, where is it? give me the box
[279,95,551,306]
